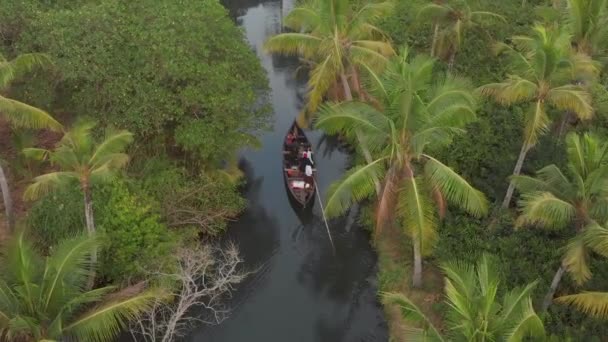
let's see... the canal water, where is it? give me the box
[187,0,388,340]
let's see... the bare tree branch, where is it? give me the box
[129,243,248,342]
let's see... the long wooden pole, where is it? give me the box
[313,178,335,254]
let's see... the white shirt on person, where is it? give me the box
[305,164,313,177]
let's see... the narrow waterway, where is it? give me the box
[187,0,388,340]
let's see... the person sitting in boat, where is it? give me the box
[286,131,296,145]
[304,146,313,165]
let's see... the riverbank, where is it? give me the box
[371,215,445,340]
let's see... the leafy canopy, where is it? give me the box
[9,0,269,166]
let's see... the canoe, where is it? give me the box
[282,121,316,208]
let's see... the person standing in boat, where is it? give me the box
[304,161,314,190]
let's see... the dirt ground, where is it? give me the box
[376,224,446,341]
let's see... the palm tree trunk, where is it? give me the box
[412,235,423,288]
[501,143,530,209]
[542,264,566,312]
[431,24,439,57]
[82,183,97,289]
[340,72,381,196]
[340,72,353,101]
[0,163,14,232]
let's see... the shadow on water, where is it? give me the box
[186,0,388,341]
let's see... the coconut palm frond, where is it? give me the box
[0,53,52,88]
[22,148,50,161]
[581,223,608,258]
[416,3,452,23]
[5,230,42,311]
[440,258,478,325]
[0,95,63,131]
[89,130,133,168]
[307,54,339,112]
[522,100,550,147]
[41,235,98,313]
[502,296,545,342]
[470,11,507,22]
[264,33,322,59]
[63,288,167,342]
[423,155,488,217]
[516,192,576,228]
[382,292,445,342]
[548,85,594,120]
[23,172,79,201]
[399,177,438,255]
[324,158,386,218]
[316,101,389,147]
[562,236,592,285]
[283,6,320,31]
[556,291,608,319]
[477,77,537,106]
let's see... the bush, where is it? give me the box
[95,180,178,283]
[27,180,179,284]
[27,185,85,247]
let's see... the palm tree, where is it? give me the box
[264,0,394,112]
[316,47,488,287]
[417,0,505,66]
[0,52,63,232]
[384,254,545,341]
[479,25,596,209]
[511,132,608,311]
[562,0,608,58]
[23,120,133,286]
[0,230,165,342]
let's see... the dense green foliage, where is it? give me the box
[27,182,180,283]
[2,0,269,166]
[95,181,179,283]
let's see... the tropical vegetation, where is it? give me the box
[384,254,545,341]
[265,0,394,113]
[0,230,164,342]
[512,132,608,311]
[316,47,488,287]
[3,0,608,340]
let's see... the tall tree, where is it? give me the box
[23,120,133,286]
[0,230,165,342]
[511,132,608,311]
[479,25,596,209]
[384,254,545,341]
[0,52,62,232]
[417,0,505,66]
[316,47,487,287]
[265,0,394,112]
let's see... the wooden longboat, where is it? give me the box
[282,121,316,208]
